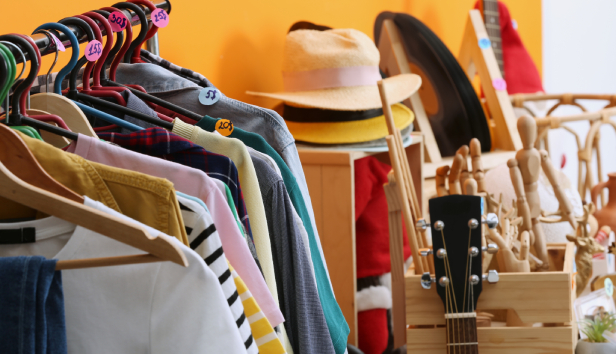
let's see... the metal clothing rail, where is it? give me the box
[6,0,171,63]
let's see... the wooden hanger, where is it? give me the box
[0,124,187,270]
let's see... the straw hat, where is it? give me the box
[247,28,421,144]
[248,28,420,111]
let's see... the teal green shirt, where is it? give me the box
[197,116,349,353]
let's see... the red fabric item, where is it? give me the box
[358,309,389,354]
[355,156,412,279]
[474,1,544,94]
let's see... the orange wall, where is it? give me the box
[1,0,540,109]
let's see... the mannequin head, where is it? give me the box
[517,115,537,150]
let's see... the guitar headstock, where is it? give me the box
[421,195,498,314]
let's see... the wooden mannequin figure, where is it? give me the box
[508,116,578,270]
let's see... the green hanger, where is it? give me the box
[11,125,43,140]
[0,43,42,141]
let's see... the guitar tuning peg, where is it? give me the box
[419,248,433,257]
[415,219,428,231]
[482,270,499,284]
[482,243,499,254]
[482,213,499,229]
[420,272,436,289]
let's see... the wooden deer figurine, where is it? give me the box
[566,204,604,297]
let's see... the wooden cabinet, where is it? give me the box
[298,133,424,345]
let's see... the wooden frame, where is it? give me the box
[297,133,424,345]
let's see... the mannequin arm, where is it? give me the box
[456,145,470,187]
[540,150,578,229]
[508,159,533,232]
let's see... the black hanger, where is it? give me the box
[59,15,173,130]
[91,9,124,81]
[0,34,78,140]
[100,2,205,122]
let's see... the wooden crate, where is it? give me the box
[298,133,424,346]
[405,243,576,353]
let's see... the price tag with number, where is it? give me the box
[49,33,66,52]
[605,278,614,297]
[109,11,129,32]
[199,88,221,105]
[85,40,102,61]
[151,9,169,28]
[215,119,234,137]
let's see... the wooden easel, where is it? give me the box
[377,10,521,178]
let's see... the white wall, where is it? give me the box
[542,0,616,200]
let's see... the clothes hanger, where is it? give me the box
[61,12,173,130]
[54,17,142,131]
[12,34,73,132]
[0,124,188,270]
[0,34,78,140]
[101,2,206,122]
[29,25,97,138]
[0,42,41,140]
[74,13,128,105]
[127,0,158,64]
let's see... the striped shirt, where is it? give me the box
[229,263,286,354]
[177,196,257,354]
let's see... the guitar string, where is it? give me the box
[461,227,472,352]
[439,228,456,353]
[440,228,460,353]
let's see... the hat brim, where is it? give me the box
[286,103,414,144]
[247,74,421,111]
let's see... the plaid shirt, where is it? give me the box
[98,128,254,242]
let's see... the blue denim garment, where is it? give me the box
[0,256,67,354]
[116,58,331,279]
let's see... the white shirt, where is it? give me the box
[0,197,247,354]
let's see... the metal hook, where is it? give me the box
[32,29,59,93]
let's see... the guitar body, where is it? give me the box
[475,0,544,94]
[375,12,491,157]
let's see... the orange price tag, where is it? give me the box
[215,119,234,137]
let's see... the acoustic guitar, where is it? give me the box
[419,195,500,353]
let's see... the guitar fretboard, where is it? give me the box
[483,0,505,78]
[446,315,478,354]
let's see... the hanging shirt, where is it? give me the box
[97,128,253,243]
[0,133,188,245]
[250,153,336,353]
[171,120,281,316]
[247,147,314,282]
[117,56,325,276]
[0,197,246,354]
[176,195,257,354]
[172,119,349,353]
[66,134,283,327]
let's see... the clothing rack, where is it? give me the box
[6,0,171,63]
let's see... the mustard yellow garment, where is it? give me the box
[0,133,188,246]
